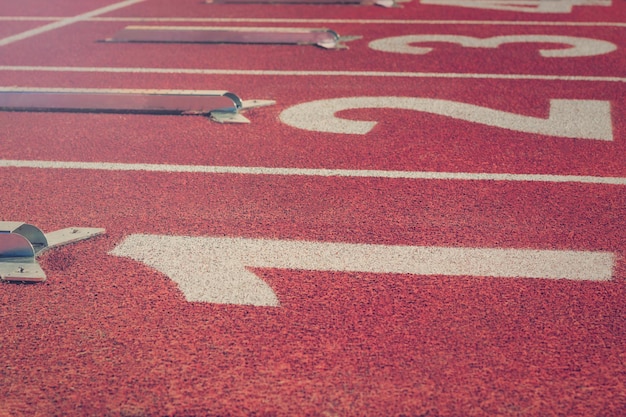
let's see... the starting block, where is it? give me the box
[0,222,105,282]
[0,88,275,124]
[106,26,361,50]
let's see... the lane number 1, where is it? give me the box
[110,235,614,306]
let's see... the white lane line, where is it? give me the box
[0,0,144,47]
[111,235,616,306]
[1,16,626,27]
[1,160,625,185]
[0,66,624,82]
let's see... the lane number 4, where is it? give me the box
[419,0,611,14]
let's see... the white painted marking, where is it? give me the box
[369,35,618,57]
[1,66,625,82]
[109,235,615,306]
[421,0,611,13]
[2,17,626,27]
[280,97,613,140]
[1,159,625,185]
[0,0,144,47]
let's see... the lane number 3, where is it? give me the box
[368,35,617,58]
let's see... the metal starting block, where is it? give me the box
[0,88,275,124]
[0,222,105,283]
[106,26,361,50]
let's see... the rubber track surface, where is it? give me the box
[1,0,625,416]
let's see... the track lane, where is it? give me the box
[0,22,49,38]
[0,167,625,415]
[0,0,128,16]
[0,21,624,76]
[0,0,144,47]
[0,77,624,177]
[103,0,626,22]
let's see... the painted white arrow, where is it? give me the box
[109,235,614,307]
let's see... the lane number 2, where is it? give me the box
[279,97,613,140]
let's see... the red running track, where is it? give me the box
[1,0,625,416]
